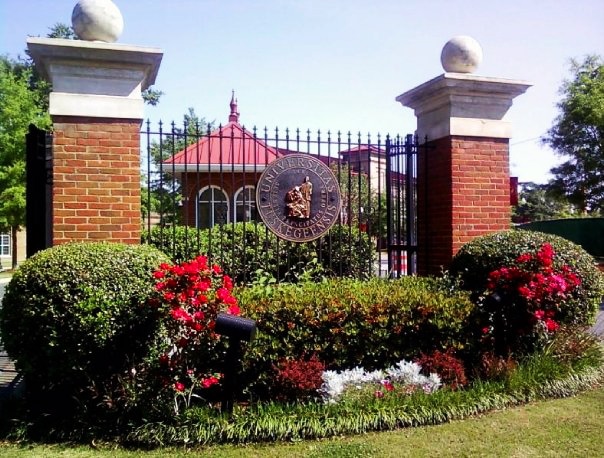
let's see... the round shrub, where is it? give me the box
[449,229,604,327]
[0,242,170,400]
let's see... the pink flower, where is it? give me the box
[174,382,185,392]
[374,390,384,398]
[534,309,545,320]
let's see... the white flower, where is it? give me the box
[320,359,441,403]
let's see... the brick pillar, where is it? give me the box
[27,38,162,246]
[51,117,142,243]
[397,73,531,275]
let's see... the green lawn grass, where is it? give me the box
[1,386,602,457]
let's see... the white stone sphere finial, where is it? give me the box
[440,36,483,73]
[72,0,124,42]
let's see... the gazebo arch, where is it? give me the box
[197,185,229,229]
[233,185,257,223]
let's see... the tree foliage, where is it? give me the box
[512,182,576,223]
[145,108,213,225]
[0,56,51,267]
[542,55,604,214]
[330,163,387,239]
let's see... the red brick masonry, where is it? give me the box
[51,116,142,245]
[418,135,510,276]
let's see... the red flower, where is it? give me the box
[153,270,165,279]
[381,380,394,391]
[534,309,545,320]
[227,304,241,316]
[216,287,230,302]
[170,307,192,323]
[223,275,234,290]
[518,286,532,299]
[159,354,170,366]
[174,382,185,392]
[201,376,220,388]
[177,337,188,348]
[516,253,532,263]
[544,318,559,332]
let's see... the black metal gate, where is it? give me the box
[25,124,53,257]
[141,118,420,280]
[385,134,418,276]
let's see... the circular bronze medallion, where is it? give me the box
[256,154,342,242]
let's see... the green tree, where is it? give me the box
[0,57,50,267]
[330,162,386,240]
[512,182,576,223]
[145,108,213,226]
[46,22,76,39]
[542,55,604,214]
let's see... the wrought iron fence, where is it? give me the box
[141,119,418,282]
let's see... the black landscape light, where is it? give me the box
[215,313,257,342]
[215,313,257,414]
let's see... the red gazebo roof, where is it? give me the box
[164,94,282,172]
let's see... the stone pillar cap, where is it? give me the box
[396,73,532,140]
[27,37,163,119]
[27,37,163,90]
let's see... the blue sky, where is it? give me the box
[1,0,603,183]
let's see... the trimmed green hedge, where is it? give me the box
[143,222,376,283]
[237,277,475,397]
